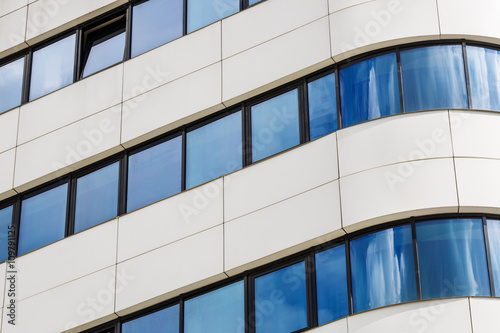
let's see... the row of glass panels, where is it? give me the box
[0,0,264,113]
[2,43,500,259]
[84,217,500,333]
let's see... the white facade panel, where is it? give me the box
[0,108,19,154]
[0,7,27,56]
[0,0,28,18]
[328,0,374,14]
[469,298,500,333]
[0,149,15,200]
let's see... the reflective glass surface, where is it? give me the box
[350,225,417,313]
[18,184,68,255]
[187,0,239,33]
[127,136,182,212]
[487,220,500,296]
[122,304,179,333]
[74,162,119,233]
[83,31,125,78]
[30,34,76,100]
[254,262,307,333]
[416,219,490,299]
[0,206,13,263]
[132,0,183,57]
[186,112,242,189]
[315,245,348,325]
[467,46,500,111]
[251,89,300,162]
[249,0,263,4]
[184,281,244,333]
[308,73,337,140]
[401,45,468,112]
[0,57,24,114]
[340,53,400,128]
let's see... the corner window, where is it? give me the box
[122,304,179,333]
[131,0,183,57]
[74,162,120,233]
[0,206,13,263]
[251,89,300,162]
[186,111,243,189]
[340,53,400,128]
[308,72,338,140]
[29,34,76,101]
[187,0,239,33]
[467,46,500,111]
[0,57,24,114]
[18,183,68,256]
[81,16,126,78]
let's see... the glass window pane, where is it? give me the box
[186,112,242,189]
[132,0,183,57]
[18,184,68,255]
[487,220,500,296]
[187,0,239,33]
[251,89,300,162]
[0,57,24,114]
[249,0,263,5]
[83,31,125,78]
[122,304,179,333]
[401,45,468,112]
[0,206,13,263]
[127,136,182,212]
[340,53,400,128]
[184,281,244,333]
[350,225,417,313]
[74,162,119,233]
[416,219,490,299]
[315,245,348,325]
[308,73,338,140]
[30,34,76,100]
[467,46,500,111]
[254,262,307,333]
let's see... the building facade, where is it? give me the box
[0,0,500,332]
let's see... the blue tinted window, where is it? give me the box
[340,53,400,128]
[350,225,417,313]
[127,136,182,212]
[18,184,68,255]
[187,0,239,33]
[30,34,76,100]
[74,162,119,233]
[186,112,242,189]
[308,73,337,140]
[315,245,348,325]
[251,89,300,162]
[254,262,307,333]
[132,0,183,57]
[401,45,468,112]
[487,220,500,296]
[0,57,24,114]
[83,31,125,78]
[249,0,263,4]
[467,46,500,111]
[0,206,13,263]
[185,281,244,333]
[122,304,179,333]
[416,219,490,299]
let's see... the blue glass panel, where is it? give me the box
[0,206,13,263]
[185,281,244,333]
[254,262,307,333]
[74,162,119,233]
[83,31,125,78]
[0,57,24,114]
[30,34,76,100]
[416,219,490,299]
[401,45,468,112]
[467,46,500,111]
[340,53,400,128]
[249,0,263,5]
[18,184,68,255]
[487,220,500,296]
[122,304,179,333]
[308,73,338,140]
[131,0,183,57]
[315,245,348,325]
[187,0,239,33]
[251,89,300,162]
[350,225,417,313]
[127,136,182,212]
[186,112,242,189]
